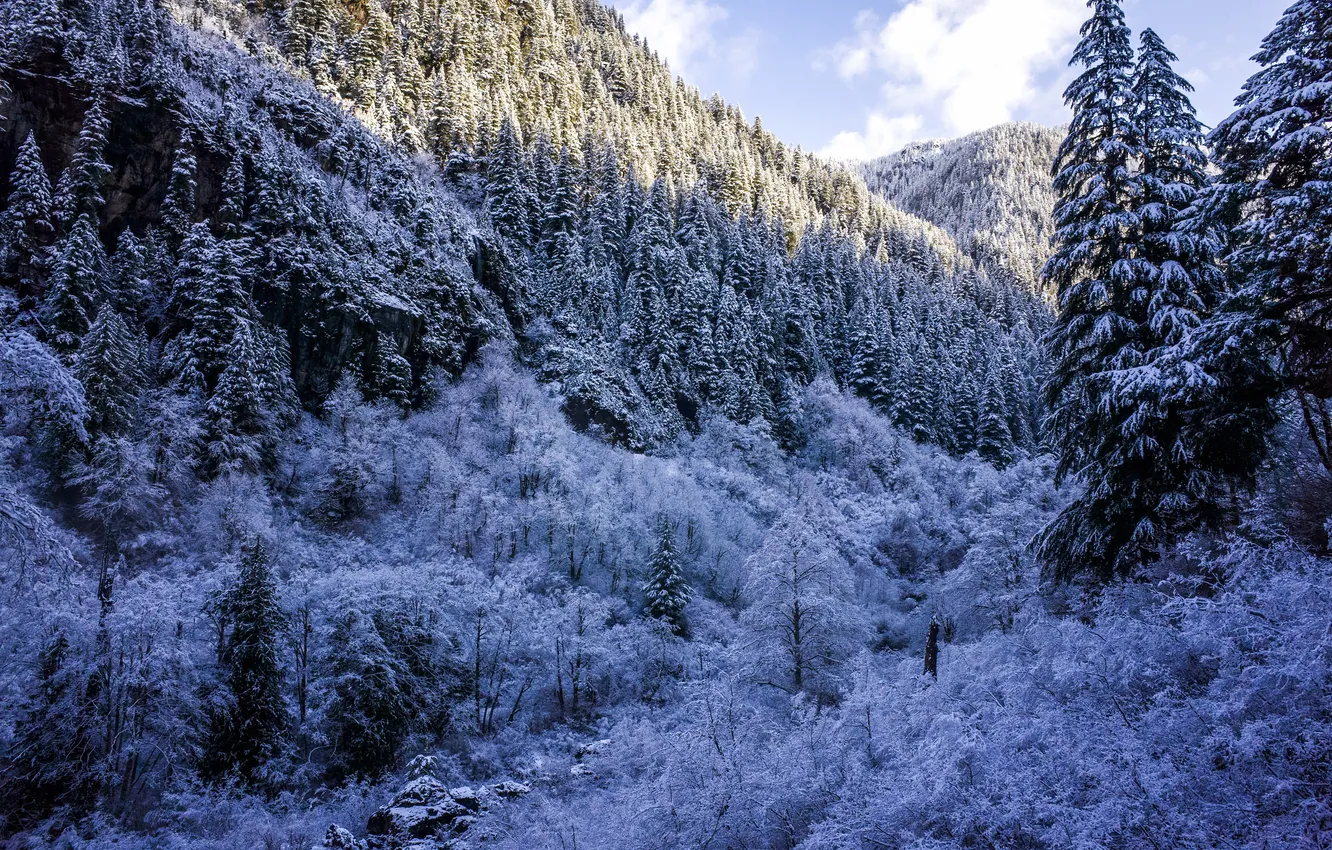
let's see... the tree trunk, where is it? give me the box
[924,620,939,679]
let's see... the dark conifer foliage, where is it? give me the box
[643,516,691,637]
[1037,0,1152,581]
[1,132,54,302]
[201,540,289,785]
[1201,0,1331,471]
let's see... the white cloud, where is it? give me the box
[621,0,757,85]
[818,0,1084,159]
[821,113,925,162]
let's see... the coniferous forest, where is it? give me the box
[0,0,1330,846]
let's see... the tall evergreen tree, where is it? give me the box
[158,132,197,249]
[53,95,112,228]
[1202,0,1331,470]
[109,228,152,323]
[2,132,55,300]
[202,540,288,785]
[643,516,690,637]
[1036,0,1153,581]
[42,214,106,359]
[0,633,101,831]
[76,307,143,437]
[485,118,534,248]
[167,224,248,392]
[322,610,412,781]
[977,362,1015,468]
[203,322,267,476]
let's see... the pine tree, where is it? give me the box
[203,322,266,476]
[540,146,581,259]
[167,224,248,392]
[2,132,55,299]
[109,228,151,323]
[203,540,288,785]
[485,118,534,247]
[1036,0,1153,581]
[642,516,690,637]
[76,307,143,437]
[0,633,101,831]
[42,214,106,359]
[977,362,1015,468]
[159,132,198,249]
[1202,0,1330,470]
[323,610,411,781]
[53,95,112,228]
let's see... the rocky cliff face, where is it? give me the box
[0,23,498,403]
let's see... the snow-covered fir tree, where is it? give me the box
[642,516,691,637]
[1202,0,1332,470]
[2,132,54,301]
[201,539,288,785]
[1037,0,1150,582]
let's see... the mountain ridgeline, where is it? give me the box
[859,123,1063,296]
[0,0,1048,458]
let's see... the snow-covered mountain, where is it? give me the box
[860,123,1062,294]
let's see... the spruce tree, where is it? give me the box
[76,307,143,437]
[323,610,411,781]
[0,633,101,831]
[167,224,248,392]
[1202,0,1330,470]
[42,214,106,359]
[203,540,288,785]
[643,516,690,637]
[159,131,198,249]
[2,132,55,299]
[485,118,534,248]
[109,228,151,323]
[1036,0,1152,581]
[53,95,112,228]
[203,322,266,476]
[977,363,1015,468]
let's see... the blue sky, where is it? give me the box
[616,0,1292,159]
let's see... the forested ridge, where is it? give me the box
[1,0,1331,847]
[859,123,1064,295]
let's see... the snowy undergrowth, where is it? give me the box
[7,348,1327,849]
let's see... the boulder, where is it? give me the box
[489,780,530,799]
[324,824,360,849]
[367,777,471,841]
[366,775,531,847]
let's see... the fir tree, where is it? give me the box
[109,228,152,323]
[485,118,534,247]
[643,516,690,637]
[977,363,1015,468]
[167,224,248,391]
[2,132,55,300]
[202,540,288,785]
[1036,0,1152,581]
[0,633,101,831]
[203,322,267,476]
[159,131,198,249]
[322,610,412,781]
[53,95,112,229]
[42,214,106,359]
[1202,0,1330,470]
[76,307,143,437]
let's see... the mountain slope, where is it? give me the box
[859,122,1062,294]
[0,0,1051,455]
[208,0,967,263]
